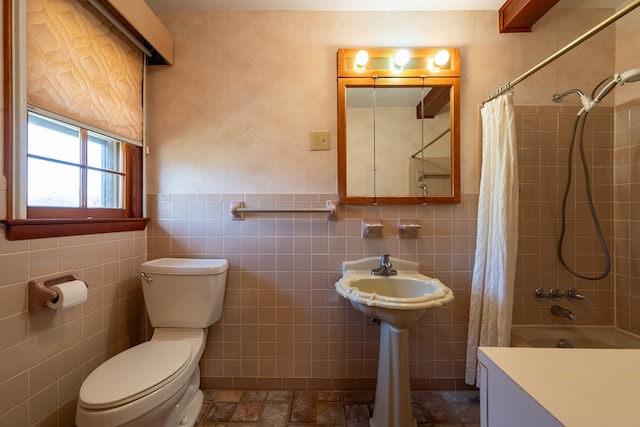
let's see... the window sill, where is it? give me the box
[0,218,149,240]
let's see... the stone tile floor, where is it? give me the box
[195,389,480,426]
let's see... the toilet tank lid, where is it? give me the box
[141,258,228,275]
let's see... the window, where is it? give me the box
[2,109,145,239]
[27,112,126,216]
[2,0,147,240]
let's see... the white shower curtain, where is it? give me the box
[465,93,519,385]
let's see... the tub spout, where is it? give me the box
[551,305,576,321]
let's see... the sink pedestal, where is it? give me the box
[335,257,455,427]
[370,322,417,427]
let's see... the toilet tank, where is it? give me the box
[140,258,228,328]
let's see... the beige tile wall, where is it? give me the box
[512,105,615,326]
[146,193,478,390]
[614,99,640,334]
[0,231,147,426]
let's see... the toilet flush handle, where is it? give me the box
[141,272,153,284]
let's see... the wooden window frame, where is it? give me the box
[1,0,147,240]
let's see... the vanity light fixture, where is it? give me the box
[338,47,459,78]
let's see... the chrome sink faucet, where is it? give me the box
[551,305,576,321]
[371,254,397,276]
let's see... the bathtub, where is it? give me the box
[511,325,640,349]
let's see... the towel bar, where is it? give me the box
[231,200,338,221]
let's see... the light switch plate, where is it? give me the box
[309,131,330,151]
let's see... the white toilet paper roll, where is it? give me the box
[46,280,88,309]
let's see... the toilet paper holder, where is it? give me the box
[28,271,81,313]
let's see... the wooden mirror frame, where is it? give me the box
[337,47,461,204]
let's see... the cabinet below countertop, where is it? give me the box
[478,347,640,427]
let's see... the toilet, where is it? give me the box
[75,257,228,427]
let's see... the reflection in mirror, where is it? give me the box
[337,48,460,204]
[346,85,451,197]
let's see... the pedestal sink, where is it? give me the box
[335,256,454,427]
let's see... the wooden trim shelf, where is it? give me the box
[498,0,559,33]
[0,217,149,240]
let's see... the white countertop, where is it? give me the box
[479,347,640,427]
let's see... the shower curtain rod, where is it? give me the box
[410,128,451,159]
[482,0,640,105]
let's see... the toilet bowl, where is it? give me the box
[76,258,228,427]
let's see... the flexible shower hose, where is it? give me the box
[557,109,611,280]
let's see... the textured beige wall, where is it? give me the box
[145,9,615,196]
[615,4,640,105]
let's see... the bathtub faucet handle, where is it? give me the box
[567,288,586,301]
[534,288,549,301]
[549,288,565,300]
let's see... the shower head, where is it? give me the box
[590,68,640,107]
[551,88,585,103]
[618,68,640,84]
[553,68,640,115]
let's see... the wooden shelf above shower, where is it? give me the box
[499,0,560,33]
[416,86,450,119]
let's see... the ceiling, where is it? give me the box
[145,0,630,11]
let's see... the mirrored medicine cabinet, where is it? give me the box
[337,47,461,204]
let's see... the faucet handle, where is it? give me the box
[567,288,586,301]
[371,254,396,276]
[549,288,565,300]
[534,288,549,301]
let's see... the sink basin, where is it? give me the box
[335,256,454,427]
[341,276,441,298]
[335,262,453,329]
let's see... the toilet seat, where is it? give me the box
[79,340,191,410]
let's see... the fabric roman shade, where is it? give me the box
[26,0,143,143]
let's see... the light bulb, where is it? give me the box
[354,50,369,67]
[394,49,410,67]
[434,49,450,67]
